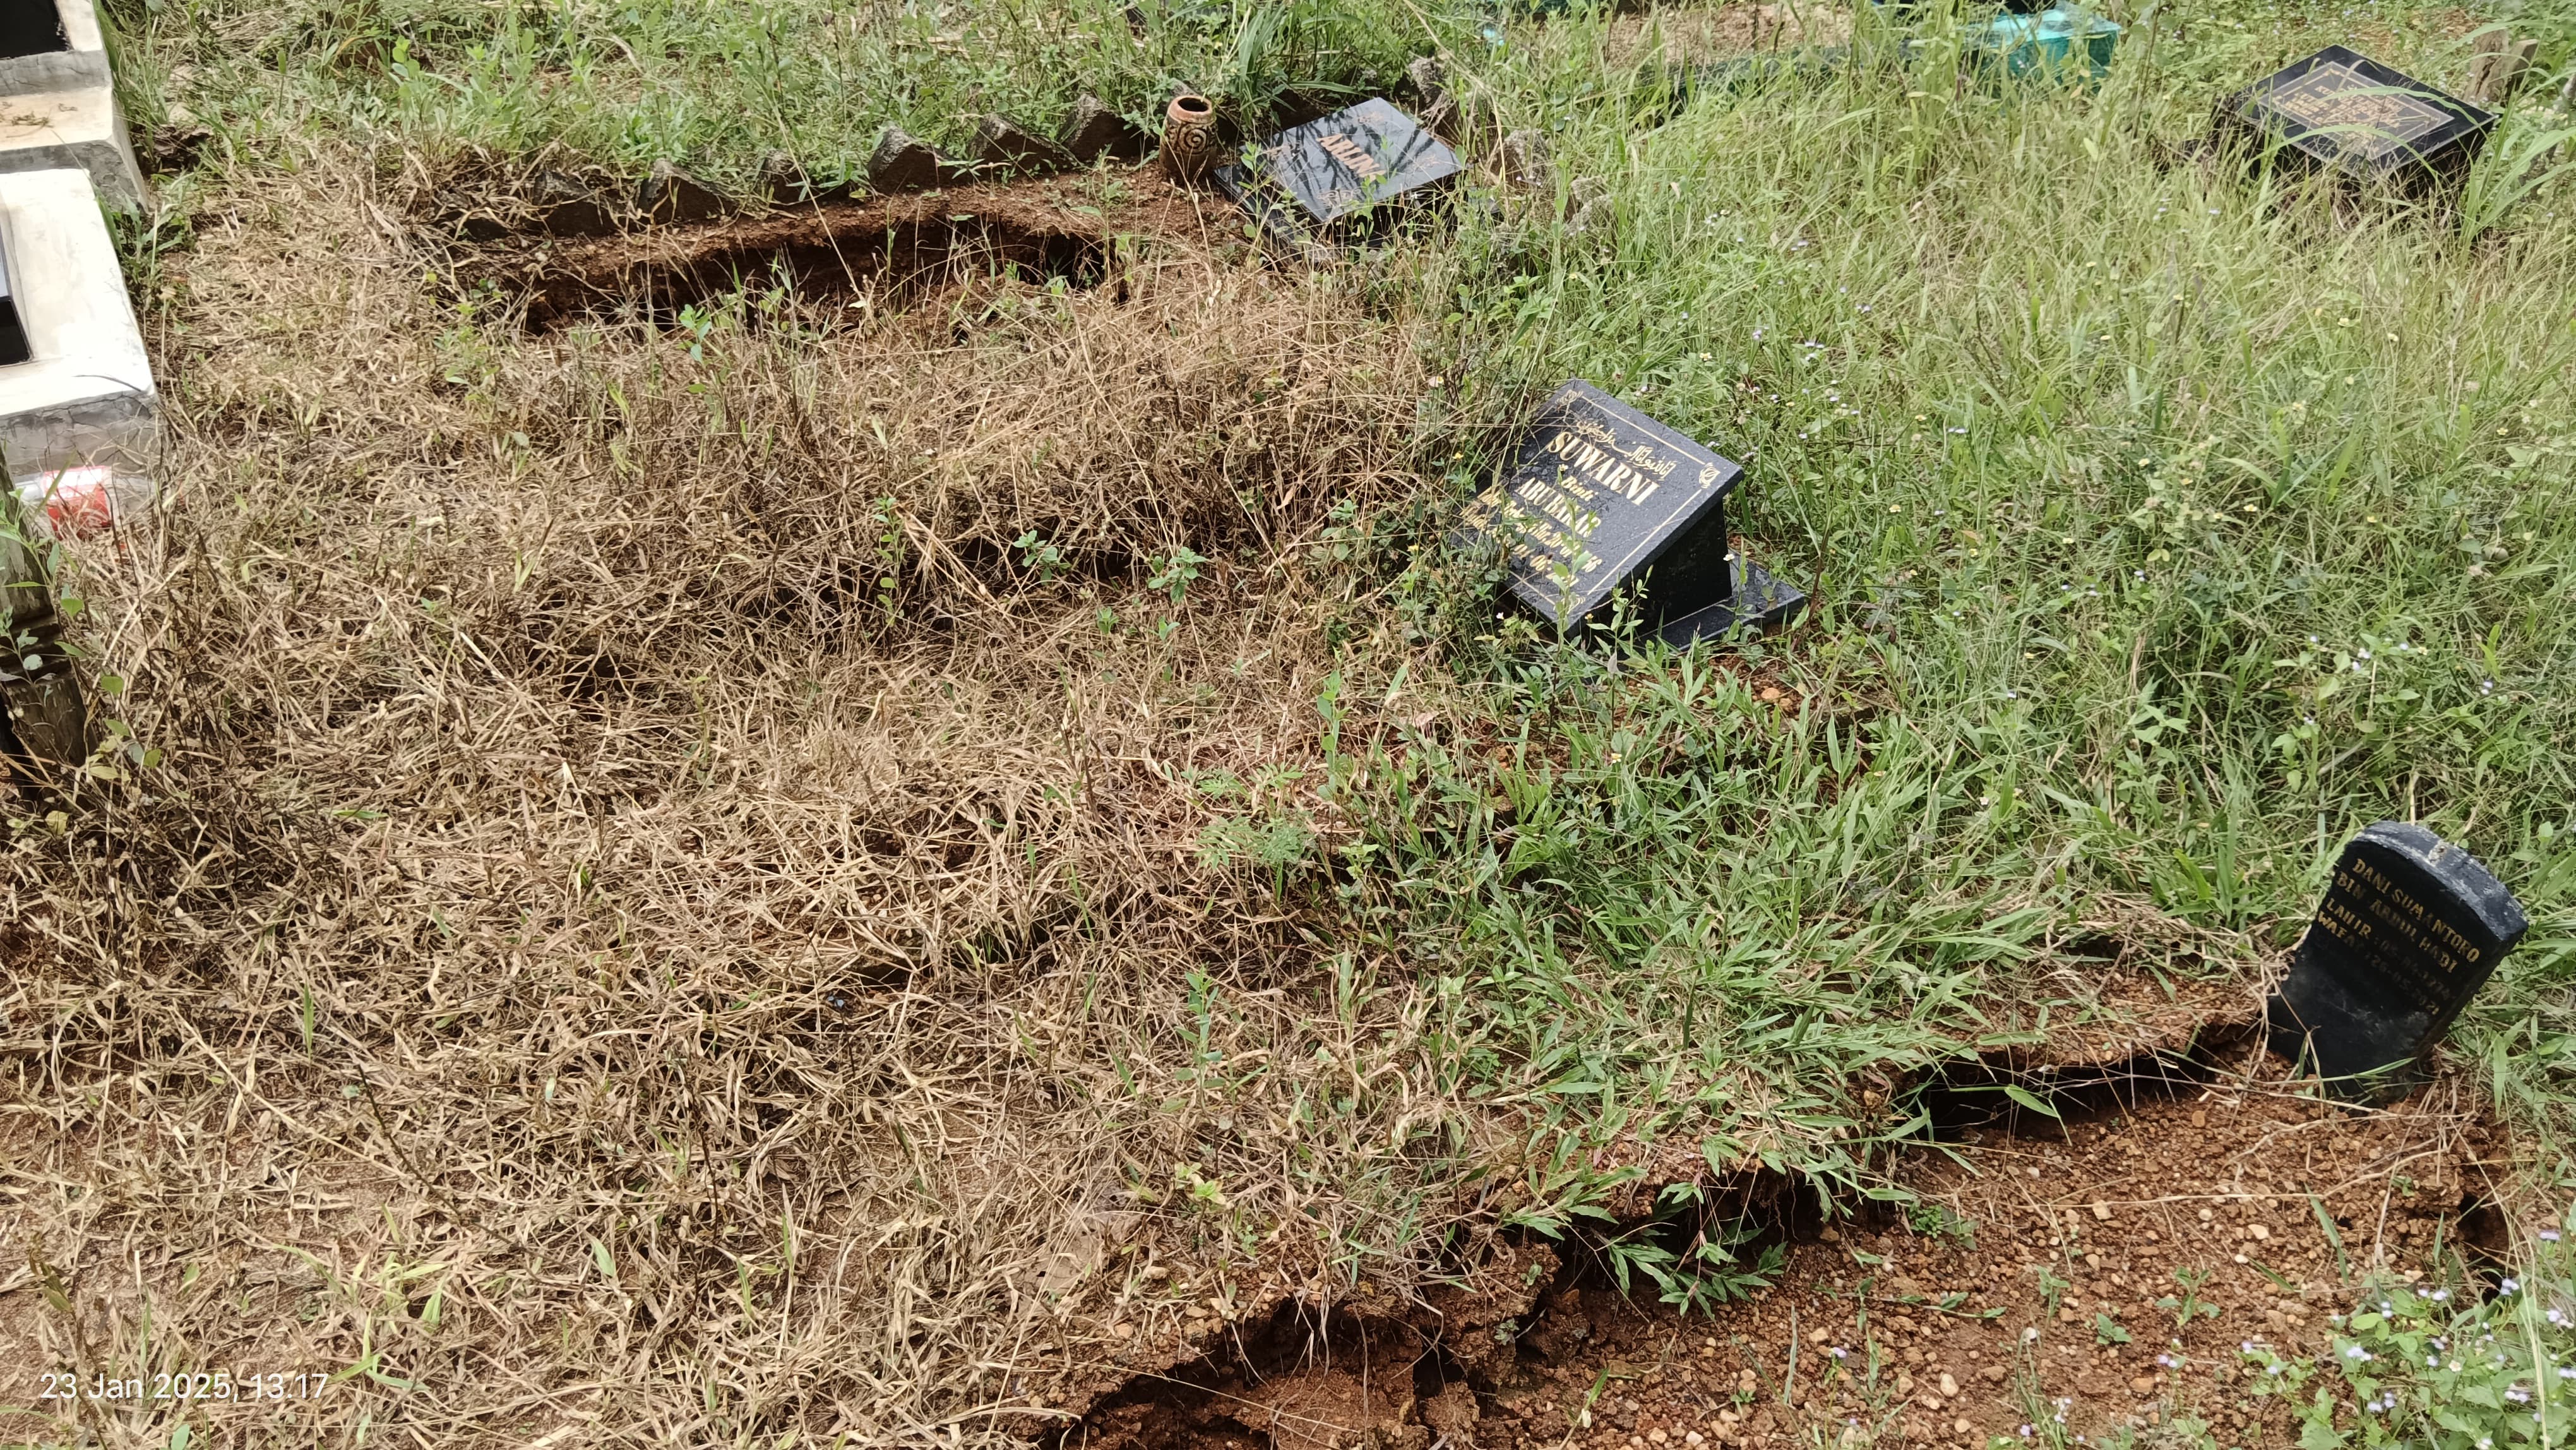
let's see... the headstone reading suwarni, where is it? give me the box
[2214,46,2495,203]
[1213,97,1461,242]
[2269,822,2527,1099]
[1448,381,1804,647]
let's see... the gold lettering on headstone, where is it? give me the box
[1316,133,1386,179]
[2263,60,2450,161]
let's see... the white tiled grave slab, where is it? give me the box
[0,0,144,209]
[0,168,157,477]
[0,0,114,95]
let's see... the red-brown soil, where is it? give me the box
[456,169,1239,328]
[1061,1063,2500,1450]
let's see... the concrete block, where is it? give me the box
[0,168,156,477]
[0,83,146,210]
[0,0,114,97]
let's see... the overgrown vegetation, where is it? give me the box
[8,0,2576,1442]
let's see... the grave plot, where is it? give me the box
[448,170,1225,330]
[1047,1045,2507,1450]
[0,0,145,207]
[1598,2,1854,71]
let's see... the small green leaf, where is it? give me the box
[2092,1313,2131,1345]
[2003,1084,2061,1118]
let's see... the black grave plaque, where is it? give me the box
[2215,47,2495,201]
[1213,98,1462,241]
[1448,380,1804,646]
[2269,821,2527,1099]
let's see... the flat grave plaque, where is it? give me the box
[1448,380,1803,646]
[2269,821,2527,1099]
[2215,46,2495,200]
[1213,97,1461,241]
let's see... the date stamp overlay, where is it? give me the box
[39,1369,338,1404]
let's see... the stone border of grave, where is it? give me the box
[424,97,1154,244]
[0,167,159,479]
[869,95,1150,195]
[0,0,110,94]
[0,0,144,209]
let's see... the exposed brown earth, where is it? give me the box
[1058,1059,2499,1450]
[450,169,1238,328]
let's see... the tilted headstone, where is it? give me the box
[2269,822,2527,1099]
[1447,380,1804,646]
[1213,97,1461,242]
[2214,46,2495,204]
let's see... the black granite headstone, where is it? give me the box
[2214,47,2495,203]
[1448,381,1804,646]
[1213,98,1462,242]
[2270,822,2527,1099]
[0,231,28,367]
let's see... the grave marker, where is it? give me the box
[1448,380,1804,647]
[1967,6,2120,84]
[2269,822,2527,1099]
[2214,46,2494,205]
[1213,97,1461,242]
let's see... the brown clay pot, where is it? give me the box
[1160,93,1219,185]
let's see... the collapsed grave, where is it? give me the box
[1050,1038,2507,1450]
[453,172,1227,329]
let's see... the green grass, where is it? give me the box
[1375,0,2576,1182]
[117,0,2576,1221]
[44,0,2576,1432]
[116,0,1447,187]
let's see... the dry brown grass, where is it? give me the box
[1599,2,1854,74]
[0,149,1515,1447]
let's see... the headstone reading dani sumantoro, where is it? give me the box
[2214,46,2495,203]
[2269,822,2527,1099]
[1449,381,1804,647]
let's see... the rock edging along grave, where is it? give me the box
[2269,820,2527,1099]
[1448,380,1804,647]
